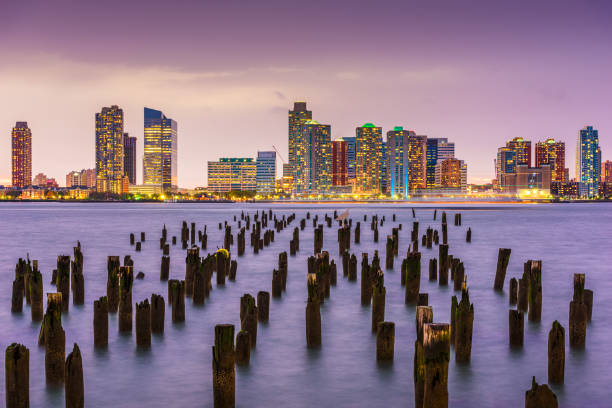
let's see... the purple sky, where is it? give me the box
[1,0,611,187]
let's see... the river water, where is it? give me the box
[0,202,610,407]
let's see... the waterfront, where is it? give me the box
[1,202,611,407]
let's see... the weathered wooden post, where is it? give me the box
[44,303,65,384]
[160,255,170,281]
[517,272,529,313]
[193,261,206,305]
[348,254,357,281]
[418,293,428,306]
[509,278,518,305]
[450,296,457,348]
[423,323,450,408]
[548,321,565,384]
[509,309,524,347]
[185,247,200,297]
[216,249,229,285]
[257,291,269,322]
[360,254,371,305]
[355,222,361,244]
[118,266,133,332]
[584,289,593,321]
[272,269,282,298]
[569,273,587,348]
[404,252,421,304]
[71,259,84,306]
[414,307,433,408]
[130,233,135,245]
[306,274,321,348]
[385,236,394,269]
[429,258,437,281]
[107,256,120,313]
[376,322,395,361]
[151,294,165,334]
[235,331,250,366]
[453,262,465,292]
[527,260,542,322]
[136,299,151,348]
[39,293,62,346]
[493,248,511,291]
[11,275,24,313]
[56,255,71,312]
[93,296,108,348]
[65,343,84,408]
[212,324,235,408]
[525,377,558,408]
[441,222,448,245]
[438,244,449,286]
[5,343,29,408]
[466,228,471,243]
[371,270,386,332]
[455,289,474,363]
[170,280,185,323]
[240,294,258,348]
[28,263,43,321]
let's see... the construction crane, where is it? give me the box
[272,145,287,165]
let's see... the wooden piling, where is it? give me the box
[526,260,542,322]
[5,343,29,408]
[235,331,250,366]
[404,252,421,304]
[525,377,558,408]
[414,306,433,408]
[118,266,133,332]
[418,293,428,306]
[348,254,357,281]
[160,255,170,281]
[360,255,371,305]
[455,289,474,363]
[151,294,165,334]
[493,248,511,291]
[93,296,108,348]
[185,247,200,297]
[423,323,450,408]
[170,280,185,323]
[509,278,518,305]
[240,294,258,348]
[65,343,84,408]
[509,309,524,347]
[257,291,269,322]
[306,274,321,348]
[212,324,235,408]
[438,244,449,286]
[106,256,120,313]
[376,322,395,362]
[56,256,70,312]
[371,270,385,333]
[136,299,151,348]
[548,321,565,384]
[44,307,65,384]
[429,258,437,281]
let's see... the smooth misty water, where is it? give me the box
[0,202,610,407]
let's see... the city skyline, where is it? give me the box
[1,1,610,188]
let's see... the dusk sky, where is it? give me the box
[1,0,610,187]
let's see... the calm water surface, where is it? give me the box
[0,202,611,407]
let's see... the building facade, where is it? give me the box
[331,139,348,186]
[503,164,552,194]
[123,133,137,185]
[535,139,566,182]
[426,138,455,188]
[11,122,32,188]
[435,158,467,191]
[408,134,428,191]
[496,147,517,188]
[207,158,256,193]
[506,137,531,166]
[603,160,612,183]
[143,107,178,191]
[95,106,124,193]
[576,126,601,198]
[386,127,411,197]
[288,102,312,180]
[339,136,357,183]
[66,169,96,188]
[256,151,276,195]
[293,120,332,195]
[355,123,383,195]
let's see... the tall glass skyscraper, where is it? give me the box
[288,102,312,179]
[331,140,348,186]
[123,133,137,185]
[426,138,455,188]
[256,151,276,195]
[293,120,332,195]
[408,134,428,191]
[496,147,517,188]
[576,125,601,198]
[338,136,356,183]
[386,127,412,197]
[143,107,177,191]
[355,123,383,194]
[11,121,32,188]
[95,105,124,193]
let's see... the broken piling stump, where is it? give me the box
[118,266,133,332]
[493,248,511,291]
[371,270,385,333]
[65,343,84,408]
[404,252,421,304]
[376,322,395,362]
[306,274,321,348]
[525,377,558,408]
[257,291,270,322]
[212,324,235,408]
[5,343,29,408]
[235,330,250,366]
[455,289,474,363]
[423,323,450,408]
[151,294,165,334]
[136,299,151,348]
[509,278,518,305]
[93,296,108,348]
[509,309,524,347]
[170,280,185,323]
[548,321,565,384]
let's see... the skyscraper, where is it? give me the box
[386,127,412,197]
[496,147,517,188]
[293,120,332,195]
[123,133,137,185]
[143,107,178,191]
[435,158,467,191]
[506,137,531,166]
[256,151,276,195]
[95,106,124,193]
[339,136,357,183]
[426,138,455,188]
[288,102,312,179]
[11,122,32,188]
[331,139,348,186]
[355,123,383,194]
[535,139,566,182]
[408,134,428,191]
[576,125,601,198]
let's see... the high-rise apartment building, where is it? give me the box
[66,169,96,188]
[355,123,383,195]
[535,139,566,182]
[95,106,124,193]
[281,163,293,195]
[293,120,332,195]
[339,136,357,182]
[11,122,32,188]
[506,137,531,166]
[331,140,348,186]
[123,133,137,185]
[426,138,455,188]
[207,158,256,193]
[256,151,276,195]
[143,107,177,191]
[408,134,428,191]
[576,125,601,198]
[435,158,467,191]
[288,102,312,180]
[386,127,412,197]
[496,147,517,188]
[603,160,612,183]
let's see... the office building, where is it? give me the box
[551,181,580,198]
[331,139,348,186]
[11,122,32,188]
[355,123,383,194]
[143,107,178,191]
[95,106,124,193]
[496,147,517,188]
[256,151,276,195]
[535,139,566,182]
[576,126,601,198]
[506,137,531,166]
[426,138,455,188]
[408,134,428,191]
[435,158,467,191]
[293,120,332,195]
[123,133,137,184]
[288,102,312,179]
[339,136,357,183]
[207,158,256,193]
[281,163,293,195]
